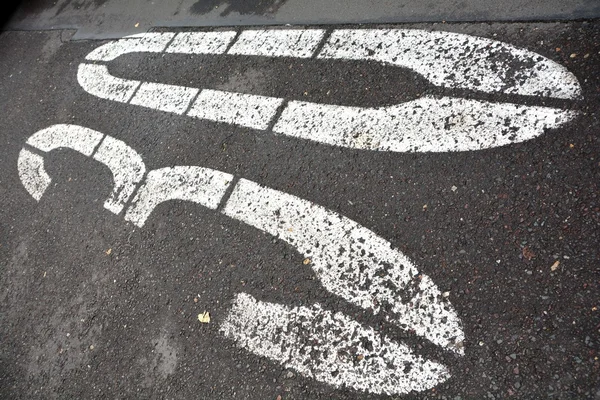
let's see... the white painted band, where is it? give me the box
[78,29,581,153]
[221,292,450,395]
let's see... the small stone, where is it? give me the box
[451,185,458,192]
[514,382,521,389]
[570,53,577,58]
[286,371,294,378]
[89,345,94,350]
[513,367,519,374]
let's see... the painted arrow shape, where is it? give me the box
[78,28,580,152]
[18,124,465,395]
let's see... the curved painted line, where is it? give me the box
[319,29,581,100]
[221,293,450,395]
[222,178,464,353]
[78,29,581,153]
[82,29,581,98]
[19,125,146,215]
[17,149,51,201]
[124,166,233,226]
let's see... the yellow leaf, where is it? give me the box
[303,258,311,265]
[198,311,210,323]
[551,260,560,271]
[134,22,140,28]
[106,248,112,255]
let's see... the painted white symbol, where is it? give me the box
[18,124,464,395]
[78,29,581,152]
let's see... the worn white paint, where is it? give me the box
[222,178,464,353]
[92,135,146,214]
[188,89,283,130]
[18,124,466,395]
[17,149,51,201]
[85,32,175,62]
[221,292,450,395]
[26,124,104,155]
[77,64,140,103]
[166,31,237,55]
[228,29,325,58]
[125,166,233,227]
[78,28,581,152]
[274,96,578,152]
[130,82,199,115]
[20,125,145,215]
[319,29,581,99]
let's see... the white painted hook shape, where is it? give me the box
[78,29,580,152]
[18,124,465,395]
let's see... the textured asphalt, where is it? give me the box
[0,21,599,400]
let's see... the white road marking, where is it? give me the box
[77,64,140,103]
[125,166,233,227]
[228,29,326,58]
[221,178,463,353]
[130,82,199,115]
[17,149,51,201]
[78,28,581,152]
[274,96,577,152]
[92,136,146,214]
[19,125,145,215]
[319,29,581,99]
[188,89,283,130]
[85,32,175,62]
[166,31,237,55]
[18,125,467,395]
[26,124,104,155]
[221,292,450,395]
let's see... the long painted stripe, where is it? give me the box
[17,149,51,201]
[85,32,175,62]
[318,29,581,99]
[166,31,237,55]
[124,166,233,227]
[273,96,578,152]
[77,64,140,104]
[228,29,326,58]
[187,89,283,130]
[130,82,199,115]
[221,293,450,395]
[92,136,146,215]
[77,28,581,152]
[221,178,464,353]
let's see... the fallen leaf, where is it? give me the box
[555,47,561,52]
[198,311,210,323]
[303,258,311,265]
[551,260,560,271]
[422,204,428,210]
[105,248,112,255]
[356,354,364,361]
[570,53,577,58]
[522,246,535,260]
[569,143,575,149]
[134,22,139,27]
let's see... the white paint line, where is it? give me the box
[274,96,578,152]
[85,32,176,62]
[221,293,450,395]
[228,29,326,58]
[17,149,51,201]
[92,136,146,215]
[26,124,104,155]
[188,89,283,130]
[130,82,200,115]
[124,166,233,227]
[319,29,581,99]
[166,31,237,55]
[222,179,464,353]
[77,64,140,104]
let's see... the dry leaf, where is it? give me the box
[522,246,535,260]
[134,22,140,27]
[551,260,560,271]
[105,248,112,255]
[198,311,210,323]
[303,258,311,265]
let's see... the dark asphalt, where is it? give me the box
[0,21,599,399]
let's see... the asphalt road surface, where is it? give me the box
[0,7,599,400]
